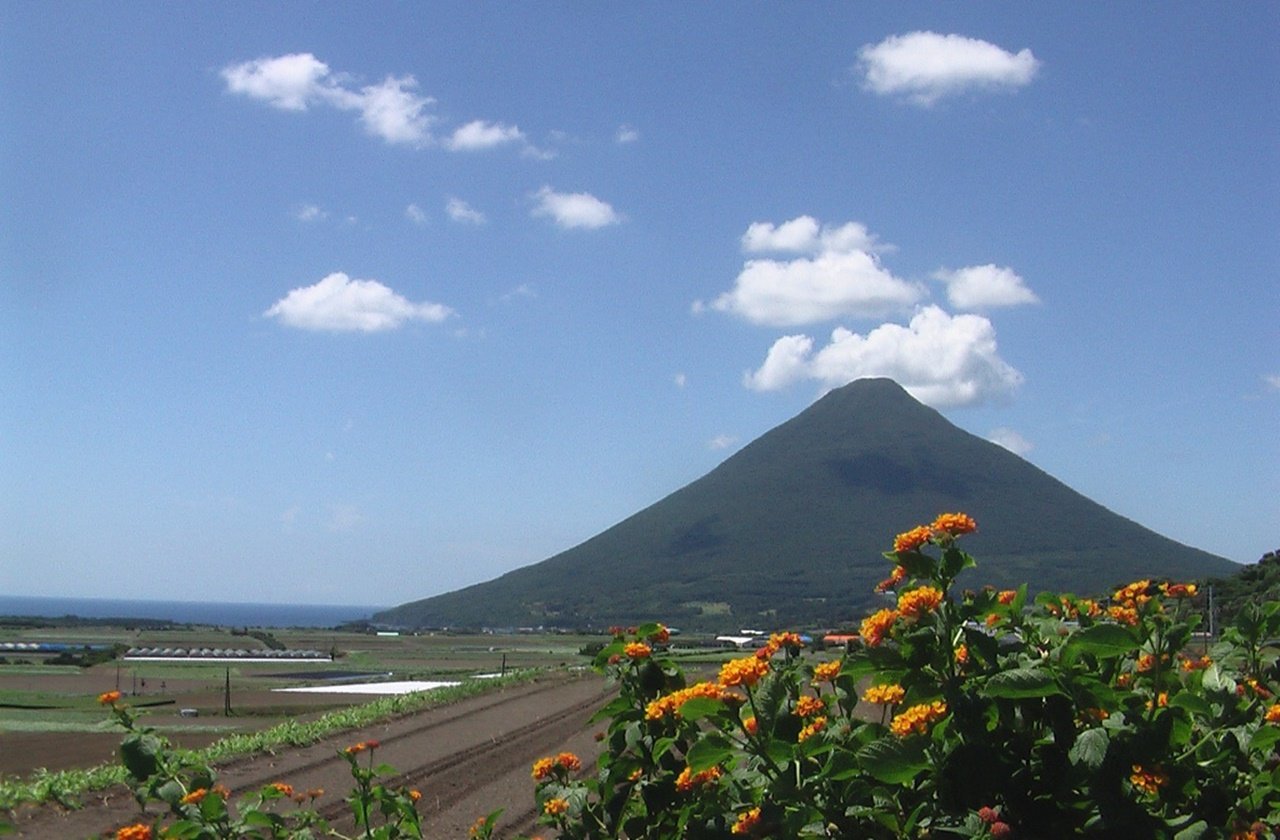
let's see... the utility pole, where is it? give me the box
[224,667,233,716]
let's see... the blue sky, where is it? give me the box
[2,4,1276,608]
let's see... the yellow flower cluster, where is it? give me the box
[719,655,770,688]
[532,752,582,779]
[116,825,152,840]
[544,797,569,816]
[1114,580,1155,608]
[860,608,898,647]
[931,512,977,536]
[1266,704,1280,724]
[675,764,722,792]
[862,683,905,705]
[645,681,739,720]
[889,700,948,737]
[1108,605,1140,626]
[1160,582,1198,598]
[897,586,944,619]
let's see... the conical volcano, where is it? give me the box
[376,379,1234,630]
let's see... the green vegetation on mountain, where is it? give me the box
[378,379,1236,631]
[1204,548,1280,627]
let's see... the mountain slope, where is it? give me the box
[377,379,1236,630]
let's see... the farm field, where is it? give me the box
[0,623,602,778]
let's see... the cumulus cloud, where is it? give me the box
[1264,374,1280,391]
[674,372,687,388]
[858,31,1040,106]
[264,271,454,332]
[704,216,920,326]
[616,124,640,144]
[531,186,622,230]
[221,53,333,111]
[445,197,486,224]
[294,203,327,222]
[934,264,1038,309]
[988,427,1034,456]
[743,305,1023,408]
[445,119,526,151]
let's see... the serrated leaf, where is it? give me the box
[982,667,1062,699]
[677,696,725,721]
[1069,727,1109,769]
[856,737,929,784]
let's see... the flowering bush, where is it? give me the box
[530,513,1280,838]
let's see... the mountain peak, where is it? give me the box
[377,379,1234,630]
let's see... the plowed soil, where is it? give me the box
[8,672,611,839]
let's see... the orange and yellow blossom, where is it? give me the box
[1130,764,1167,796]
[409,789,422,802]
[996,590,1017,605]
[890,700,948,737]
[893,525,933,553]
[1265,704,1280,724]
[544,797,570,817]
[1161,582,1198,598]
[98,690,123,705]
[798,716,827,742]
[555,752,581,772]
[271,782,294,797]
[860,608,898,647]
[876,565,907,593]
[675,765,722,792]
[116,825,152,840]
[1108,605,1139,627]
[931,512,977,536]
[954,644,969,666]
[812,660,841,683]
[743,715,758,736]
[795,695,826,717]
[897,586,944,620]
[624,642,652,660]
[863,683,906,705]
[645,681,738,720]
[1181,655,1212,672]
[732,806,762,835]
[531,757,556,780]
[181,788,208,805]
[719,655,770,688]
[1113,580,1155,608]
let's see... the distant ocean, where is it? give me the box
[0,595,384,628]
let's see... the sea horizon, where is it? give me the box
[0,594,385,628]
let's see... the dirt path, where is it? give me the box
[10,673,613,839]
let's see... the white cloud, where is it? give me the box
[405,203,428,225]
[988,427,1034,456]
[709,434,737,450]
[264,271,455,332]
[706,216,917,326]
[221,53,334,111]
[531,186,622,230]
[674,372,687,388]
[1264,374,1280,391]
[858,31,1040,106]
[294,203,327,222]
[616,124,640,144]
[741,217,884,255]
[445,120,525,151]
[499,283,537,303]
[445,197,486,224]
[934,264,1038,309]
[223,53,435,147]
[743,305,1023,408]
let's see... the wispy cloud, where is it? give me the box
[405,203,428,226]
[615,124,640,144]
[530,186,622,230]
[709,434,737,450]
[988,427,1034,456]
[294,203,328,223]
[858,32,1040,106]
[445,197,486,225]
[265,271,454,332]
[743,305,1023,408]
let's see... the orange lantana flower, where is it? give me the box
[116,824,152,840]
[862,683,905,705]
[719,656,770,688]
[98,690,122,705]
[732,806,762,835]
[931,512,977,536]
[812,660,841,683]
[897,586,944,619]
[893,525,933,553]
[890,700,948,737]
[860,608,898,647]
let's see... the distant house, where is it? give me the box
[823,634,859,650]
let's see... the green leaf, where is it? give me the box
[1251,725,1280,754]
[1063,624,1138,662]
[677,696,724,721]
[982,667,1062,699]
[1169,692,1212,718]
[940,546,976,581]
[856,737,929,784]
[1069,727,1109,770]
[1173,821,1210,840]
[119,733,162,781]
[685,733,735,773]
